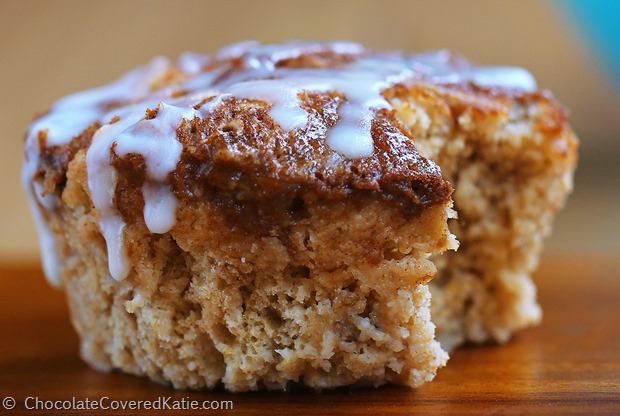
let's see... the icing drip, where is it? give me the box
[22,171,62,286]
[30,57,171,148]
[23,41,539,283]
[86,101,204,280]
[410,50,537,91]
[22,58,173,284]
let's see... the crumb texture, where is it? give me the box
[55,152,451,391]
[388,83,577,348]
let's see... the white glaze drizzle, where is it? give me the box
[86,100,208,280]
[22,170,62,286]
[409,49,537,91]
[23,41,538,283]
[22,57,173,284]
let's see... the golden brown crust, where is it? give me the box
[31,45,578,232]
[36,92,453,228]
[31,46,578,227]
[172,94,450,202]
[102,95,451,232]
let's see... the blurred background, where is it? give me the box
[1,0,619,263]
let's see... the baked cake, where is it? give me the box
[22,41,577,391]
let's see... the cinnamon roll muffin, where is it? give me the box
[22,41,576,391]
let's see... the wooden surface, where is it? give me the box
[0,256,618,415]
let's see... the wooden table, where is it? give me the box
[1,256,618,415]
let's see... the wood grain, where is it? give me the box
[1,255,619,415]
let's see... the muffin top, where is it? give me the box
[23,41,538,281]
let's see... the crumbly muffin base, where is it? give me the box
[49,151,454,392]
[389,84,577,349]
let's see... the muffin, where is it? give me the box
[22,41,576,391]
